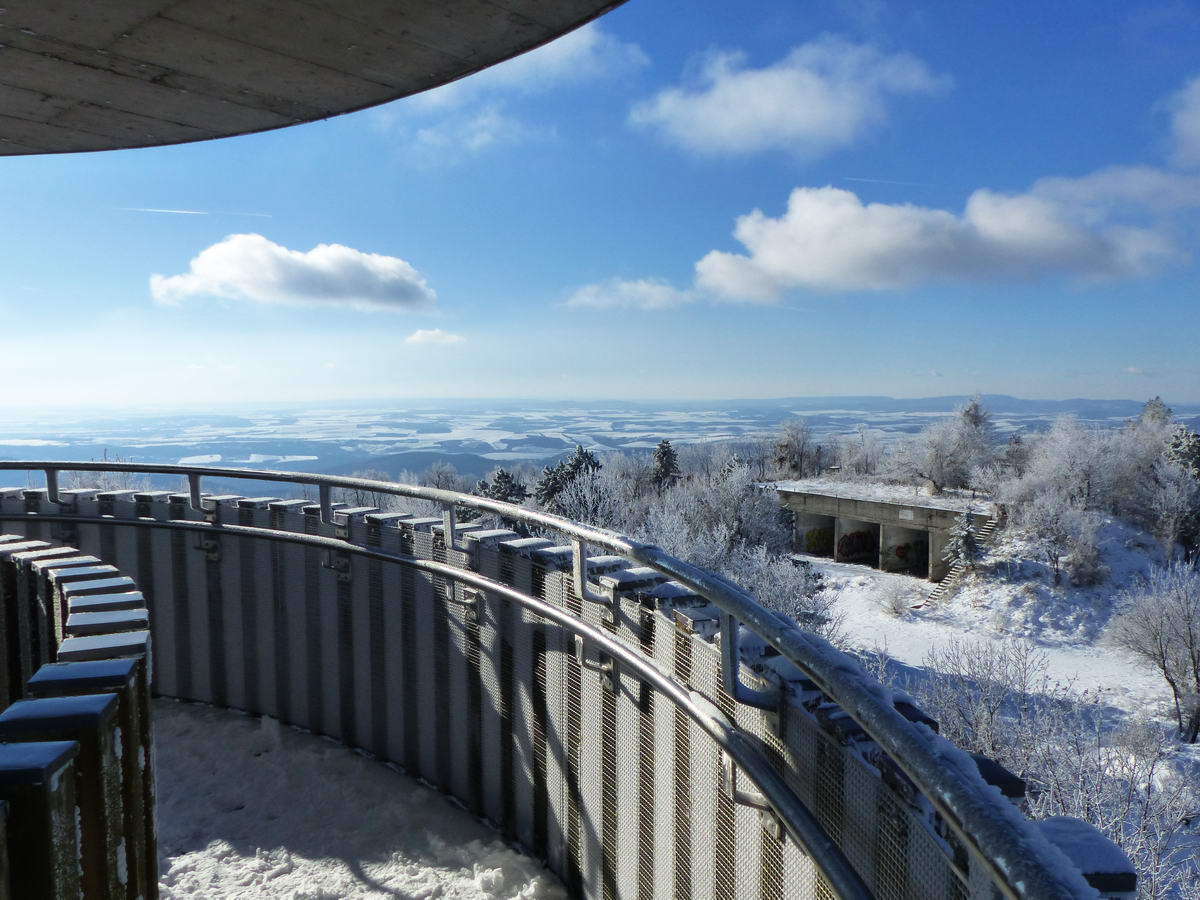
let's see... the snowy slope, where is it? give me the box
[801,517,1176,718]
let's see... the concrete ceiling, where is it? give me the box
[0,1,627,155]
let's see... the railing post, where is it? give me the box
[0,741,81,900]
[319,484,333,526]
[187,473,203,513]
[0,695,125,897]
[719,611,780,710]
[43,469,59,505]
[28,658,157,900]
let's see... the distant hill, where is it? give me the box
[319,451,528,480]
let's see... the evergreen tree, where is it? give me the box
[652,439,681,490]
[534,445,602,512]
[475,469,529,505]
[943,508,983,571]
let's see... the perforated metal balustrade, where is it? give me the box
[0,461,1127,900]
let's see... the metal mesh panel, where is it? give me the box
[1,489,1075,900]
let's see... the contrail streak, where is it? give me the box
[119,208,272,217]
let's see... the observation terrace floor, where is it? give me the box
[153,699,565,899]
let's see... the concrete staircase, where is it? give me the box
[917,509,1005,607]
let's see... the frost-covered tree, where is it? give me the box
[652,439,681,490]
[1109,563,1200,743]
[1003,431,1031,478]
[942,509,983,572]
[1002,417,1112,511]
[643,456,789,561]
[1017,490,1080,585]
[1149,460,1200,559]
[1166,424,1200,479]
[839,423,884,477]
[891,418,971,494]
[890,396,997,494]
[1138,396,1174,427]
[774,418,816,478]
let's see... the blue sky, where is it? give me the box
[3,0,1200,406]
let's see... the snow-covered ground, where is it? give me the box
[801,517,1176,718]
[154,699,566,899]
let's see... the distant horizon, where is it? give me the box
[2,391,1198,417]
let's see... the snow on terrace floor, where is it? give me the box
[154,699,566,899]
[803,549,1172,717]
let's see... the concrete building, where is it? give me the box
[776,482,993,581]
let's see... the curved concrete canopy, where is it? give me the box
[0,0,626,155]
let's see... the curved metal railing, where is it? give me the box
[0,461,1101,900]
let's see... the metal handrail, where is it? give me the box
[0,461,1098,900]
[0,511,871,898]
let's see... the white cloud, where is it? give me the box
[373,24,646,162]
[1163,74,1200,168]
[410,24,648,111]
[405,328,465,345]
[566,278,693,310]
[629,36,950,158]
[150,234,436,311]
[695,169,1196,298]
[410,105,545,160]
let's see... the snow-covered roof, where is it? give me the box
[773,478,992,513]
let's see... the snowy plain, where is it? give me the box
[154,699,566,900]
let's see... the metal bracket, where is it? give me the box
[440,504,471,553]
[446,586,483,625]
[574,635,618,692]
[571,539,612,608]
[719,611,781,710]
[760,808,784,843]
[52,523,78,546]
[720,751,774,814]
[322,551,351,582]
[195,536,220,562]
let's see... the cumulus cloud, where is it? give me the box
[405,328,465,345]
[150,234,436,311]
[1163,74,1200,168]
[374,24,646,162]
[565,278,693,310]
[695,170,1196,298]
[629,37,949,158]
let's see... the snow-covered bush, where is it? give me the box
[876,579,916,617]
[906,639,1200,898]
[1065,511,1108,587]
[722,548,844,644]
